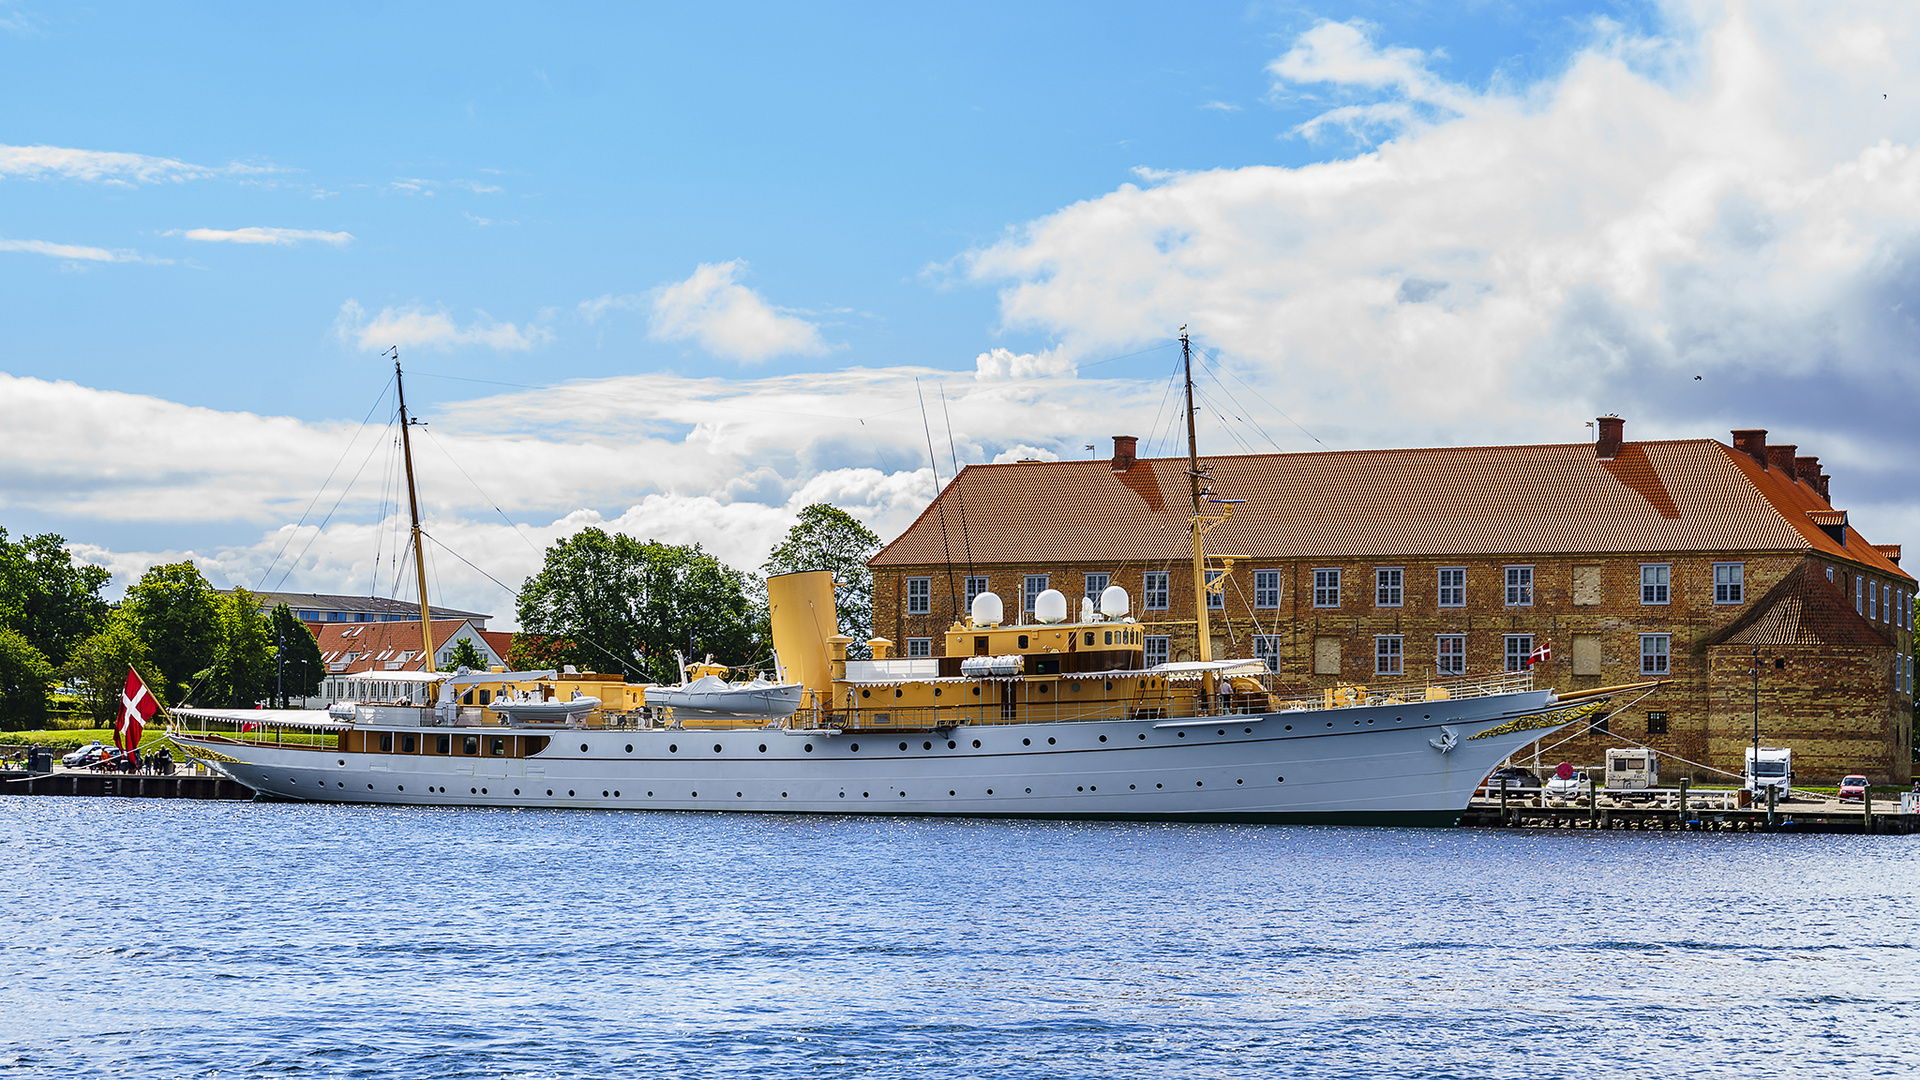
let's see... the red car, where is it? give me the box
[1837,775,1869,802]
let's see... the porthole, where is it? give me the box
[949,790,956,796]
[736,792,743,798]
[1367,718,1374,724]
[986,789,994,795]
[692,791,699,797]
[338,782,343,787]
[1077,786,1083,792]
[714,743,723,753]
[648,791,654,797]
[1099,735,1107,743]
[972,740,981,748]
[971,687,980,696]
[900,742,909,751]
[670,744,679,753]
[1090,785,1096,791]
[861,689,871,698]
[568,789,576,796]
[1070,684,1080,692]
[1039,686,1048,695]
[1155,783,1163,789]
[625,744,633,753]
[1047,737,1056,745]
[759,744,768,753]
[1105,681,1113,690]
[862,792,870,798]
[1236,779,1244,785]
[338,759,345,766]
[895,689,903,698]
[368,784,374,790]
[547,789,553,796]
[1138,733,1146,740]
[1423,714,1431,720]
[850,743,860,752]
[781,792,788,798]
[1129,784,1136,790]
[602,790,609,797]
[1023,738,1031,746]
[923,741,933,750]
[1178,732,1186,739]
[1326,722,1334,728]
[805,744,814,753]
[398,785,404,791]
[899,791,906,797]
[1196,781,1203,787]
[471,788,478,794]
[948,741,956,749]
[1217,729,1225,736]
[934,688,942,697]
[839,792,846,798]
[580,743,589,752]
[614,791,620,797]
[1025,787,1032,794]
[1284,725,1293,731]
[1277,776,1285,783]
[1243,727,1252,734]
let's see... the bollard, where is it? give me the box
[1767,784,1777,829]
[1500,783,1510,827]
[1679,777,1689,829]
[1864,788,1873,834]
[1588,776,1598,828]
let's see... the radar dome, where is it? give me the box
[1033,588,1069,624]
[1099,585,1131,618]
[970,590,1005,627]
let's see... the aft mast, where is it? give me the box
[1183,329,1213,668]
[393,355,437,678]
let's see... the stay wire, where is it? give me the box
[1195,344,1328,450]
[252,376,397,595]
[417,425,545,557]
[916,379,959,624]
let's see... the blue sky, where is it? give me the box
[5,1,1917,624]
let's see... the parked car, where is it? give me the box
[1544,771,1590,798]
[1484,767,1542,792]
[61,742,109,768]
[1837,775,1869,802]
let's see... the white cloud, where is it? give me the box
[577,292,643,323]
[973,347,1075,381]
[648,261,831,361]
[334,300,550,352]
[0,142,271,186]
[963,4,1920,519]
[0,236,160,263]
[174,227,353,247]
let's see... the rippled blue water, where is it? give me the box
[1,796,1915,1078]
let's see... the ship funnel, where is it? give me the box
[767,570,838,700]
[1099,585,1131,619]
[970,590,1004,627]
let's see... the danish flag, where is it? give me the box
[117,667,160,752]
[1526,642,1552,668]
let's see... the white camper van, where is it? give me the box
[1605,747,1659,790]
[1745,746,1793,797]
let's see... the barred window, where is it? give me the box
[1376,568,1403,607]
[1505,635,1534,672]
[906,577,931,615]
[1254,569,1281,609]
[1438,567,1465,608]
[1143,572,1169,611]
[1713,563,1744,605]
[1505,566,1533,607]
[906,638,932,658]
[1375,635,1403,675]
[1253,635,1282,673]
[1436,634,1465,676]
[1640,634,1670,675]
[1313,568,1341,608]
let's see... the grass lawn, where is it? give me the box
[0,729,173,753]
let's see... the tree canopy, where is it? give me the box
[761,504,882,659]
[123,562,222,705]
[0,528,110,669]
[0,625,55,732]
[268,603,325,706]
[62,611,166,729]
[441,636,488,672]
[204,589,275,708]
[515,528,754,684]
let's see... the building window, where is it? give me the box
[1143,572,1169,611]
[906,577,931,615]
[1646,712,1668,736]
[1253,635,1282,673]
[1206,568,1224,610]
[965,576,989,608]
[1640,634,1670,675]
[1870,580,1879,621]
[906,638,932,659]
[1640,564,1670,604]
[1254,570,1281,609]
[1375,568,1403,607]
[1144,635,1170,667]
[1505,566,1533,607]
[1436,634,1465,676]
[1024,575,1048,613]
[1313,568,1341,608]
[1713,563,1744,604]
[1438,567,1465,608]
[1375,635,1403,675]
[1504,635,1534,672]
[1084,573,1109,608]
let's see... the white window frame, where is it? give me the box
[1143,635,1170,668]
[1640,563,1670,605]
[905,637,932,659]
[1437,567,1465,608]
[1023,575,1049,614]
[1504,634,1534,672]
[1313,568,1341,608]
[1375,567,1403,607]
[1375,635,1403,675]
[1436,634,1465,676]
[1206,568,1225,610]
[1143,572,1169,611]
[906,576,931,615]
[1084,573,1110,608]
[1254,569,1281,610]
[1253,635,1282,673]
[1640,633,1670,675]
[1713,562,1744,605]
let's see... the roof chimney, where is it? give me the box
[1730,429,1768,468]
[1766,444,1798,476]
[1817,472,1831,502]
[1111,434,1138,473]
[1594,416,1624,461]
[1794,455,1821,487]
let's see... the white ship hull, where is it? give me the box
[175,689,1573,824]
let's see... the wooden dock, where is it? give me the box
[3,769,253,801]
[1464,793,1919,834]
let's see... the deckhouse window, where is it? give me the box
[1143,572,1169,611]
[1641,564,1670,605]
[1375,568,1403,607]
[906,577,931,615]
[1254,570,1281,609]
[1505,567,1533,607]
[1714,563,1744,604]
[1313,568,1341,608]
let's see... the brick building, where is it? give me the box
[869,420,1914,784]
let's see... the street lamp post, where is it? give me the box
[277,627,285,709]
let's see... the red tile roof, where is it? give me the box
[1703,560,1895,649]
[314,619,490,675]
[873,439,1911,580]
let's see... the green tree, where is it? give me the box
[205,589,275,708]
[440,636,488,672]
[123,562,221,705]
[0,626,55,732]
[0,527,111,668]
[515,528,753,683]
[268,604,325,707]
[62,610,166,729]
[761,503,882,659]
